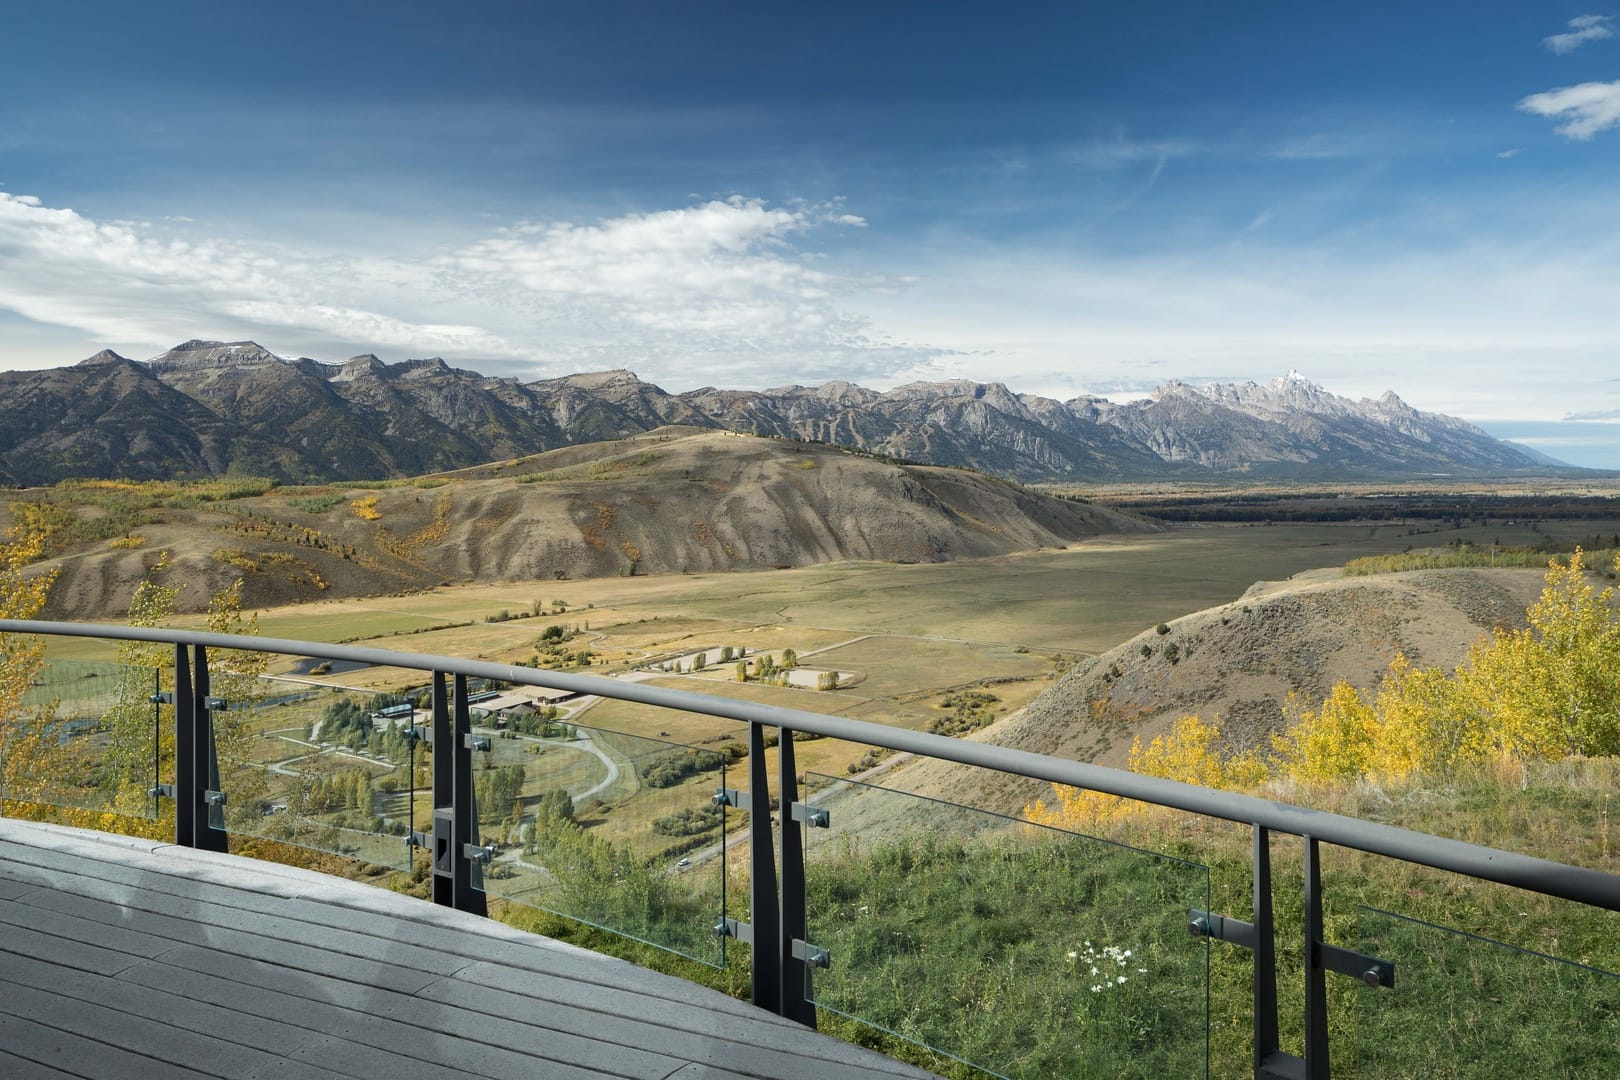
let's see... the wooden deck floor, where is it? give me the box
[0,819,938,1080]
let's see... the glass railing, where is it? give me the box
[1356,906,1620,1078]
[802,774,1209,1079]
[2,659,162,820]
[9,620,1620,1080]
[472,719,730,966]
[214,676,414,871]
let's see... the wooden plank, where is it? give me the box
[4,886,445,994]
[22,884,467,977]
[0,1050,80,1080]
[2,845,780,1030]
[0,951,341,1075]
[0,875,43,900]
[2,977,299,1079]
[115,953,657,1080]
[657,1065,759,1080]
[1,837,777,1027]
[0,890,182,961]
[416,974,932,1080]
[0,999,222,1080]
[0,822,939,1080]
[0,916,156,978]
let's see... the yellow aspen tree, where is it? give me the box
[0,525,62,805]
[1272,682,1379,784]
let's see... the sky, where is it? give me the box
[2,2,1619,465]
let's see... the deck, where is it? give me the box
[0,819,938,1080]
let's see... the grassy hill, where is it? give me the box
[881,565,1551,817]
[13,427,1157,619]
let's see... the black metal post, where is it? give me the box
[1303,836,1330,1079]
[778,730,816,1027]
[452,673,485,915]
[1253,826,1281,1077]
[428,672,486,915]
[174,644,227,852]
[150,668,161,819]
[194,645,227,851]
[431,671,451,907]
[173,644,194,848]
[749,721,781,1013]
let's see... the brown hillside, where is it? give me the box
[31,429,1156,618]
[882,567,1549,818]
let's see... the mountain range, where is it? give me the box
[0,339,1564,486]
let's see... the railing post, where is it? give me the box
[195,645,228,851]
[174,644,226,852]
[173,644,194,848]
[749,721,781,1013]
[1303,836,1330,1079]
[778,730,816,1027]
[429,671,487,916]
[1253,826,1282,1077]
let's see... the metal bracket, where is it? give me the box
[1323,943,1395,988]
[1190,909,1394,989]
[204,790,227,807]
[1188,909,1258,949]
[147,784,174,799]
[714,917,753,943]
[463,843,495,865]
[464,734,491,752]
[148,692,174,705]
[713,787,752,811]
[788,802,830,829]
[792,939,831,969]
[407,830,431,849]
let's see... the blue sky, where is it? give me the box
[3,2,1619,464]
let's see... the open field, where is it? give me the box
[35,509,1620,833]
[43,515,1620,658]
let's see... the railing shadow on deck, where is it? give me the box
[4,618,1620,1080]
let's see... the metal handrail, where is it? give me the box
[7,617,1618,912]
[8,616,1620,1079]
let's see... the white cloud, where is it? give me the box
[857,211,1620,422]
[0,191,506,356]
[3,188,1619,427]
[0,191,936,386]
[434,196,927,383]
[1495,147,1524,159]
[1518,80,1620,139]
[1544,14,1614,55]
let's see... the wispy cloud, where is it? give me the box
[0,191,938,386]
[0,192,502,356]
[1544,14,1614,55]
[1265,134,1354,160]
[1518,80,1620,139]
[1495,147,1525,159]
[1055,138,1199,170]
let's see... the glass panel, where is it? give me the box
[216,673,414,871]
[804,774,1209,1080]
[474,717,730,966]
[2,660,161,821]
[1357,906,1620,1078]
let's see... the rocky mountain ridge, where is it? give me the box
[0,340,1561,485]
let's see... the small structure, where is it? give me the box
[470,688,579,726]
